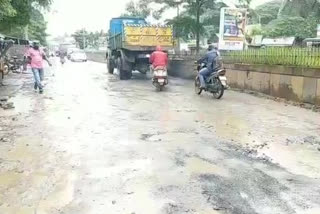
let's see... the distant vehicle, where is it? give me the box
[5,55,23,73]
[303,38,320,47]
[60,55,66,65]
[48,50,55,57]
[107,17,174,80]
[70,50,87,62]
[59,43,76,56]
[67,47,80,59]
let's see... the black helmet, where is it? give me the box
[208,44,214,51]
[32,41,40,46]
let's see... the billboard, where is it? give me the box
[218,8,247,50]
[317,24,320,38]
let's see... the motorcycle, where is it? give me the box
[60,55,66,65]
[0,39,13,85]
[5,56,22,73]
[194,62,227,99]
[152,66,168,91]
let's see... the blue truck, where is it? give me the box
[107,17,174,80]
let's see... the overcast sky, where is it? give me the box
[46,0,132,37]
[46,0,270,38]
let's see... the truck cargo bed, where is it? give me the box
[109,24,173,51]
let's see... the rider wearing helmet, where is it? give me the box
[149,45,168,70]
[197,44,219,89]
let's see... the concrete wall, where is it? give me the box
[86,52,320,105]
[225,64,320,105]
[168,57,320,106]
[168,56,197,79]
[86,51,106,64]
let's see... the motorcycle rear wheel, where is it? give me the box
[212,80,224,99]
[194,76,202,95]
[155,83,164,91]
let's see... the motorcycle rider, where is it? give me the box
[59,51,66,64]
[149,45,168,70]
[197,44,219,89]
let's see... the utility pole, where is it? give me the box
[196,0,201,54]
[82,29,86,50]
[24,25,29,40]
[278,0,287,17]
[174,0,183,53]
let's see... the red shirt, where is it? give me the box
[149,51,168,68]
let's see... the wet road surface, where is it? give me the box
[1,60,320,214]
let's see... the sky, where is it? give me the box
[46,0,271,38]
[46,0,133,37]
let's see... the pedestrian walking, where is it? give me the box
[27,41,52,93]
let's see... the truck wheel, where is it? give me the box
[117,57,133,80]
[117,58,127,80]
[117,58,124,80]
[0,71,3,86]
[119,70,127,80]
[126,70,132,79]
[107,59,114,74]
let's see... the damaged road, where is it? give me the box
[0,61,320,214]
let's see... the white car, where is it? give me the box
[70,50,87,62]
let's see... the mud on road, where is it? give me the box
[0,60,320,214]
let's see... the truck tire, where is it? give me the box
[117,57,133,80]
[126,70,132,79]
[107,58,114,74]
[119,70,127,80]
[0,71,3,86]
[117,58,127,80]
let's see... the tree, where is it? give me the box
[160,0,218,53]
[0,0,16,20]
[0,0,51,21]
[253,0,320,40]
[0,6,48,44]
[167,16,203,41]
[0,0,52,43]
[238,0,252,8]
[165,0,224,52]
[279,0,320,19]
[254,0,282,24]
[28,7,48,45]
[72,30,107,49]
[263,16,317,41]
[72,29,89,49]
[121,0,152,18]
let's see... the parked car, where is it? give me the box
[70,50,87,62]
[67,47,80,59]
